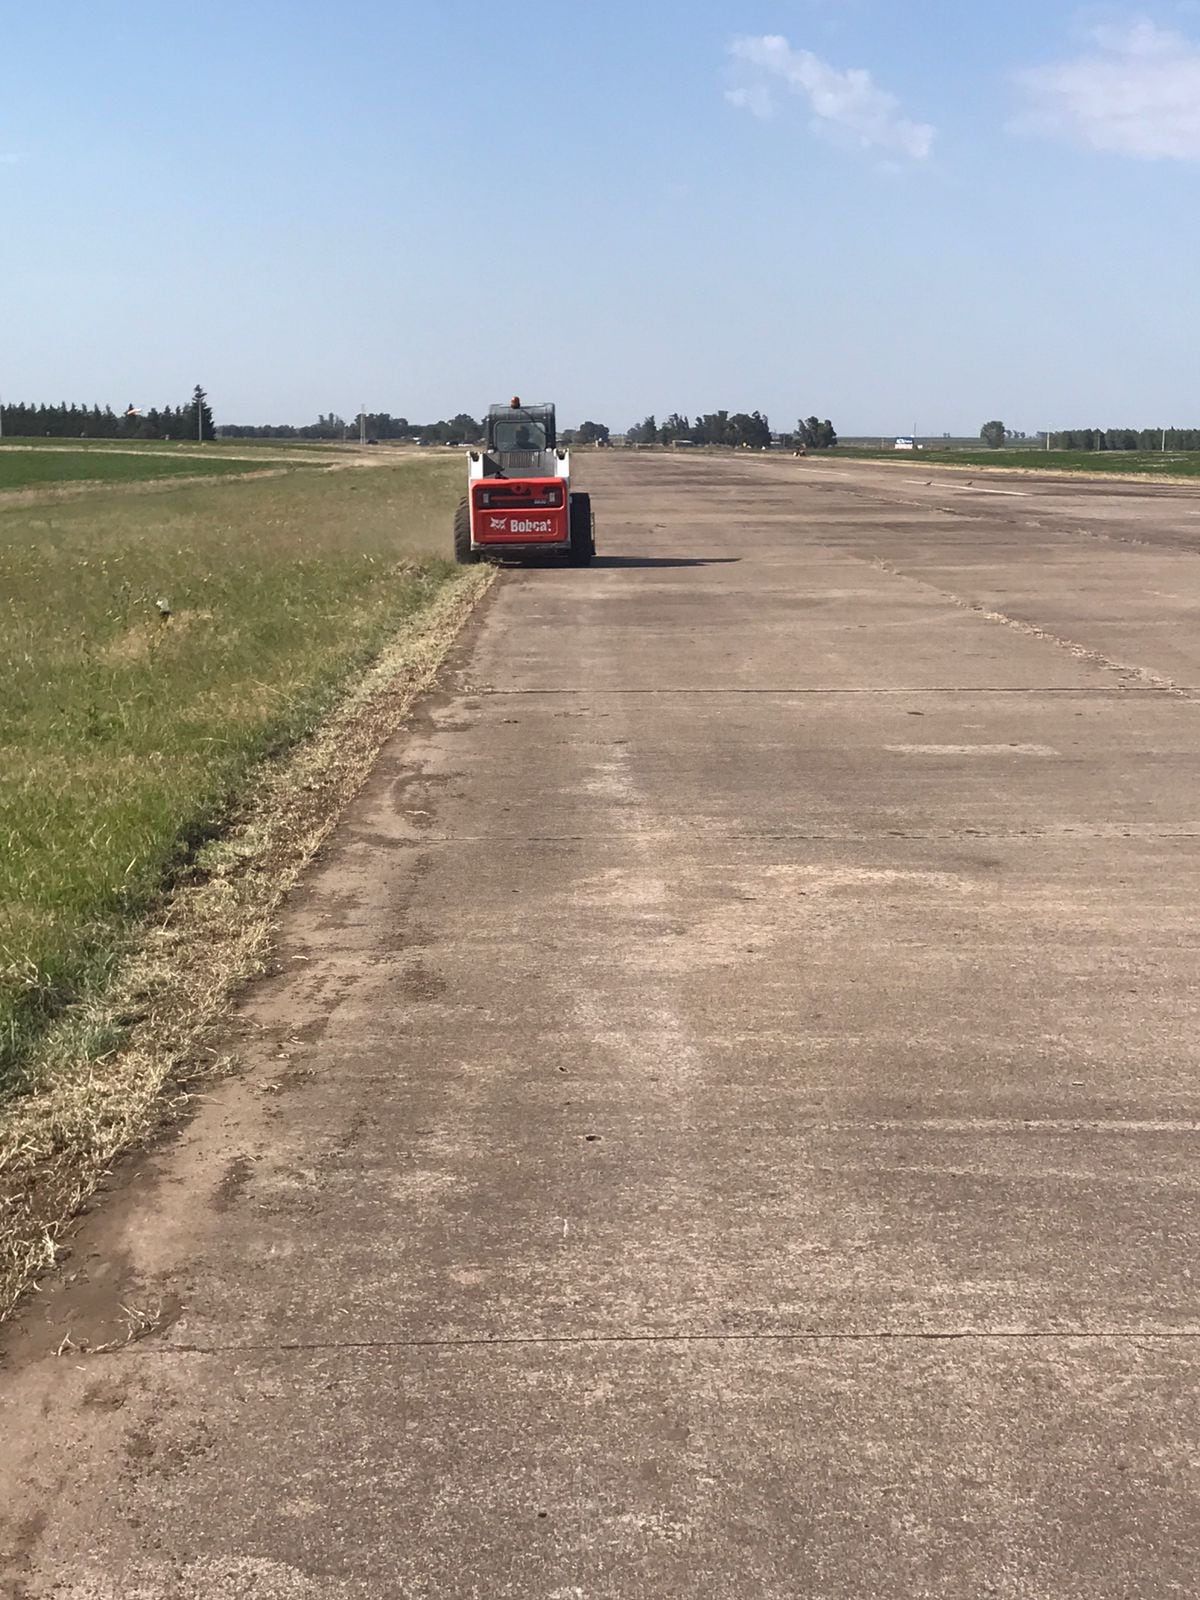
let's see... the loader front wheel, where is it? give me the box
[568,493,594,566]
[453,498,476,564]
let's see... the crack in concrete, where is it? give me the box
[479,687,1184,696]
[87,1328,1200,1359]
[865,555,1196,703]
[383,827,1200,845]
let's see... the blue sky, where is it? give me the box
[2,1,1198,434]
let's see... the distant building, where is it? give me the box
[895,436,916,451]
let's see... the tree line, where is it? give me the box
[2,395,842,452]
[1049,428,1200,452]
[2,388,214,441]
[982,420,1200,452]
[0,403,484,447]
[626,412,836,449]
[219,412,485,444]
[225,414,620,446]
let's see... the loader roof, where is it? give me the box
[486,401,556,450]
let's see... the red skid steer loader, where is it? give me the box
[454,398,595,566]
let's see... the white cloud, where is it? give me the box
[1015,18,1200,160]
[727,34,934,161]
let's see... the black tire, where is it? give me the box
[568,492,594,566]
[453,498,476,564]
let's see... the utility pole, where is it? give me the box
[360,405,366,447]
[1162,427,1167,453]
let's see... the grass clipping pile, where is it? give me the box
[0,565,492,1322]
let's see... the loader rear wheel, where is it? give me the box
[453,498,476,564]
[568,493,594,566]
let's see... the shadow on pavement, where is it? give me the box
[591,555,742,568]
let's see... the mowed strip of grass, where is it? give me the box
[0,436,352,458]
[837,447,1200,476]
[0,447,273,490]
[0,458,463,1090]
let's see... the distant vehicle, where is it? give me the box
[454,397,595,567]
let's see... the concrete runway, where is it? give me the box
[3,453,1200,1597]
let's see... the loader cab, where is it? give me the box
[491,416,548,453]
[486,401,557,460]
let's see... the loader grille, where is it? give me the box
[498,450,542,471]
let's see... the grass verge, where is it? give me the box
[0,448,277,490]
[1,459,464,1082]
[833,447,1200,478]
[0,457,491,1318]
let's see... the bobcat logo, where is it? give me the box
[486,516,554,535]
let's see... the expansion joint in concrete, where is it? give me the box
[99,1328,1200,1361]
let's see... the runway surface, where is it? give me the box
[3,452,1199,1598]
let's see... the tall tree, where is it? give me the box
[796,416,838,449]
[696,411,731,447]
[188,384,216,442]
[980,420,1006,449]
[729,411,772,449]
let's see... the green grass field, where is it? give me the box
[0,457,463,1090]
[0,437,370,457]
[836,447,1200,477]
[0,447,279,490]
